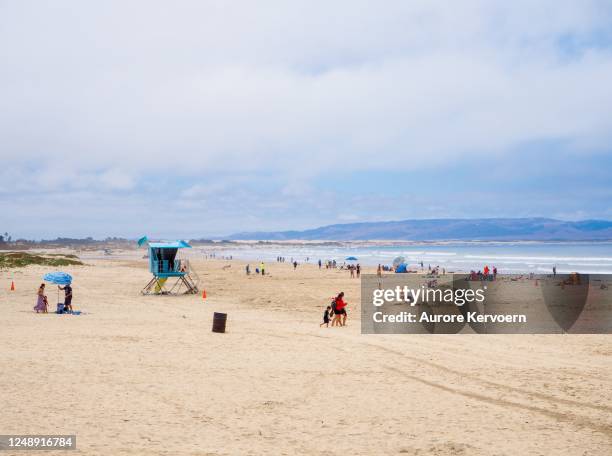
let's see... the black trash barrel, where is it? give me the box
[212,312,227,333]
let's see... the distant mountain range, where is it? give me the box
[227,218,612,241]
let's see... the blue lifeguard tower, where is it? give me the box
[141,240,200,295]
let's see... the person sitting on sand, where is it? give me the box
[59,284,73,312]
[34,283,47,313]
[320,306,331,327]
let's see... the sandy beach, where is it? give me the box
[1,251,611,455]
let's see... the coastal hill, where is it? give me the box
[228,218,612,241]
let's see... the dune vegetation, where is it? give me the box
[0,252,83,269]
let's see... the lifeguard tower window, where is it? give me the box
[152,247,179,275]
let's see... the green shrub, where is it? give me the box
[0,252,83,269]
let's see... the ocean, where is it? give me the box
[202,241,612,274]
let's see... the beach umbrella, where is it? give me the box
[43,272,72,285]
[392,256,405,267]
[43,272,72,304]
[345,256,358,261]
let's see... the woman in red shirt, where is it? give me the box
[332,292,347,327]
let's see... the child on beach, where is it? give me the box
[320,306,331,327]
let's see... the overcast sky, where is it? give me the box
[1,0,612,239]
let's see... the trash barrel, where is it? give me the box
[212,312,227,333]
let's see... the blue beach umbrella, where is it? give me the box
[345,256,358,261]
[43,272,72,285]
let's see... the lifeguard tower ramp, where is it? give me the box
[141,241,200,295]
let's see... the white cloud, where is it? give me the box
[98,169,135,190]
[1,0,611,236]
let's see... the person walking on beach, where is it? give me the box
[553,265,556,277]
[33,283,47,313]
[331,292,348,327]
[318,259,322,269]
[260,262,265,276]
[331,299,340,326]
[246,264,250,275]
[293,260,298,270]
[59,283,73,312]
[377,264,382,277]
[320,306,331,327]
[356,264,361,278]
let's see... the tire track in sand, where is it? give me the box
[253,327,612,437]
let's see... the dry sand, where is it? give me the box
[1,252,611,455]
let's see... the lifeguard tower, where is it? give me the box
[141,240,200,295]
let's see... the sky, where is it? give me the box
[1,0,612,239]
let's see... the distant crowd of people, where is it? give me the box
[468,265,498,281]
[246,262,266,275]
[277,256,311,265]
[247,258,367,275]
[203,253,233,260]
